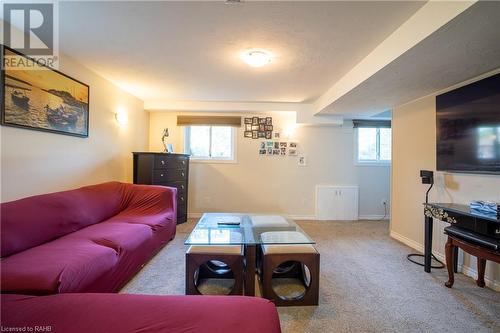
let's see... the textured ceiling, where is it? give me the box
[58,1,425,104]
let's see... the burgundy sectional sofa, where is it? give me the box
[1,181,177,294]
[0,182,282,332]
[1,293,282,333]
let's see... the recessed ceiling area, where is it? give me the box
[317,1,500,117]
[58,1,425,104]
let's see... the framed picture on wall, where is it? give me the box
[1,46,90,137]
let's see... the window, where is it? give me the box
[356,127,391,164]
[184,126,235,161]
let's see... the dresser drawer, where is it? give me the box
[154,155,188,170]
[161,180,187,192]
[177,192,187,206]
[153,169,187,182]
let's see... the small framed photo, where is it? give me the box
[280,142,287,148]
[288,148,297,156]
[259,117,266,124]
[265,131,272,139]
[265,125,273,131]
[259,124,265,132]
[245,124,252,131]
[280,148,286,155]
[244,131,252,138]
[167,143,174,153]
[266,141,274,148]
[274,132,280,139]
[260,142,266,149]
[266,117,272,125]
[274,142,280,149]
[252,130,258,139]
[259,149,267,155]
[244,118,253,124]
[267,148,273,155]
[252,117,259,125]
[258,131,265,138]
[252,125,260,131]
[273,149,280,155]
[289,142,297,148]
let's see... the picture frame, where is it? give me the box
[245,124,252,131]
[1,46,90,138]
[265,131,272,139]
[252,130,258,139]
[289,142,297,148]
[252,117,259,125]
[244,117,253,124]
[289,148,297,156]
[244,131,252,138]
[266,117,272,125]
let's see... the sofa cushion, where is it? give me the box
[1,238,119,294]
[0,294,282,333]
[68,222,153,255]
[1,182,126,257]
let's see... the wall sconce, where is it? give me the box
[283,124,297,139]
[115,109,128,127]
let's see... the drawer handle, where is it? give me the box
[181,172,185,177]
[160,173,164,177]
[161,160,165,165]
[181,185,185,189]
[180,197,185,202]
[182,161,186,165]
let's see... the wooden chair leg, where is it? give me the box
[477,258,486,288]
[445,237,455,288]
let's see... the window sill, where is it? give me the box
[190,158,238,164]
[355,161,391,167]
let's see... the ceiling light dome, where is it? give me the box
[241,49,273,68]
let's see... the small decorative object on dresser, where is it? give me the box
[133,152,190,223]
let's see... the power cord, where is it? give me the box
[375,202,388,221]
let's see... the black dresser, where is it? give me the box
[133,152,190,224]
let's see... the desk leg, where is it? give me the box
[424,215,433,273]
[453,247,459,273]
[244,245,256,296]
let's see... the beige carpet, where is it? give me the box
[121,219,500,333]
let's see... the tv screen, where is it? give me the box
[436,73,500,174]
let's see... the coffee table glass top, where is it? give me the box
[184,213,315,245]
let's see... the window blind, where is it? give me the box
[352,119,391,128]
[177,116,241,127]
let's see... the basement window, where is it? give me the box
[184,126,236,162]
[354,120,391,165]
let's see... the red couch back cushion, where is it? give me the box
[1,182,126,257]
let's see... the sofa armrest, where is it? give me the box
[121,184,177,220]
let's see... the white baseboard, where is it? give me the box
[187,212,316,220]
[390,231,500,291]
[189,212,388,221]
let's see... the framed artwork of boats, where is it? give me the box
[1,46,89,137]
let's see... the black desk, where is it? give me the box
[423,203,500,273]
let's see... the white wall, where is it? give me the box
[0,54,149,202]
[149,111,390,219]
[391,73,500,290]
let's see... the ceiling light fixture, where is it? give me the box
[241,50,273,68]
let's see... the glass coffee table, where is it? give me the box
[185,213,315,296]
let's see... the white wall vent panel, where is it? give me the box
[316,186,359,220]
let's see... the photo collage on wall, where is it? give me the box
[244,117,273,139]
[259,141,298,156]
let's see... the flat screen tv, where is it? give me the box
[436,73,500,174]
